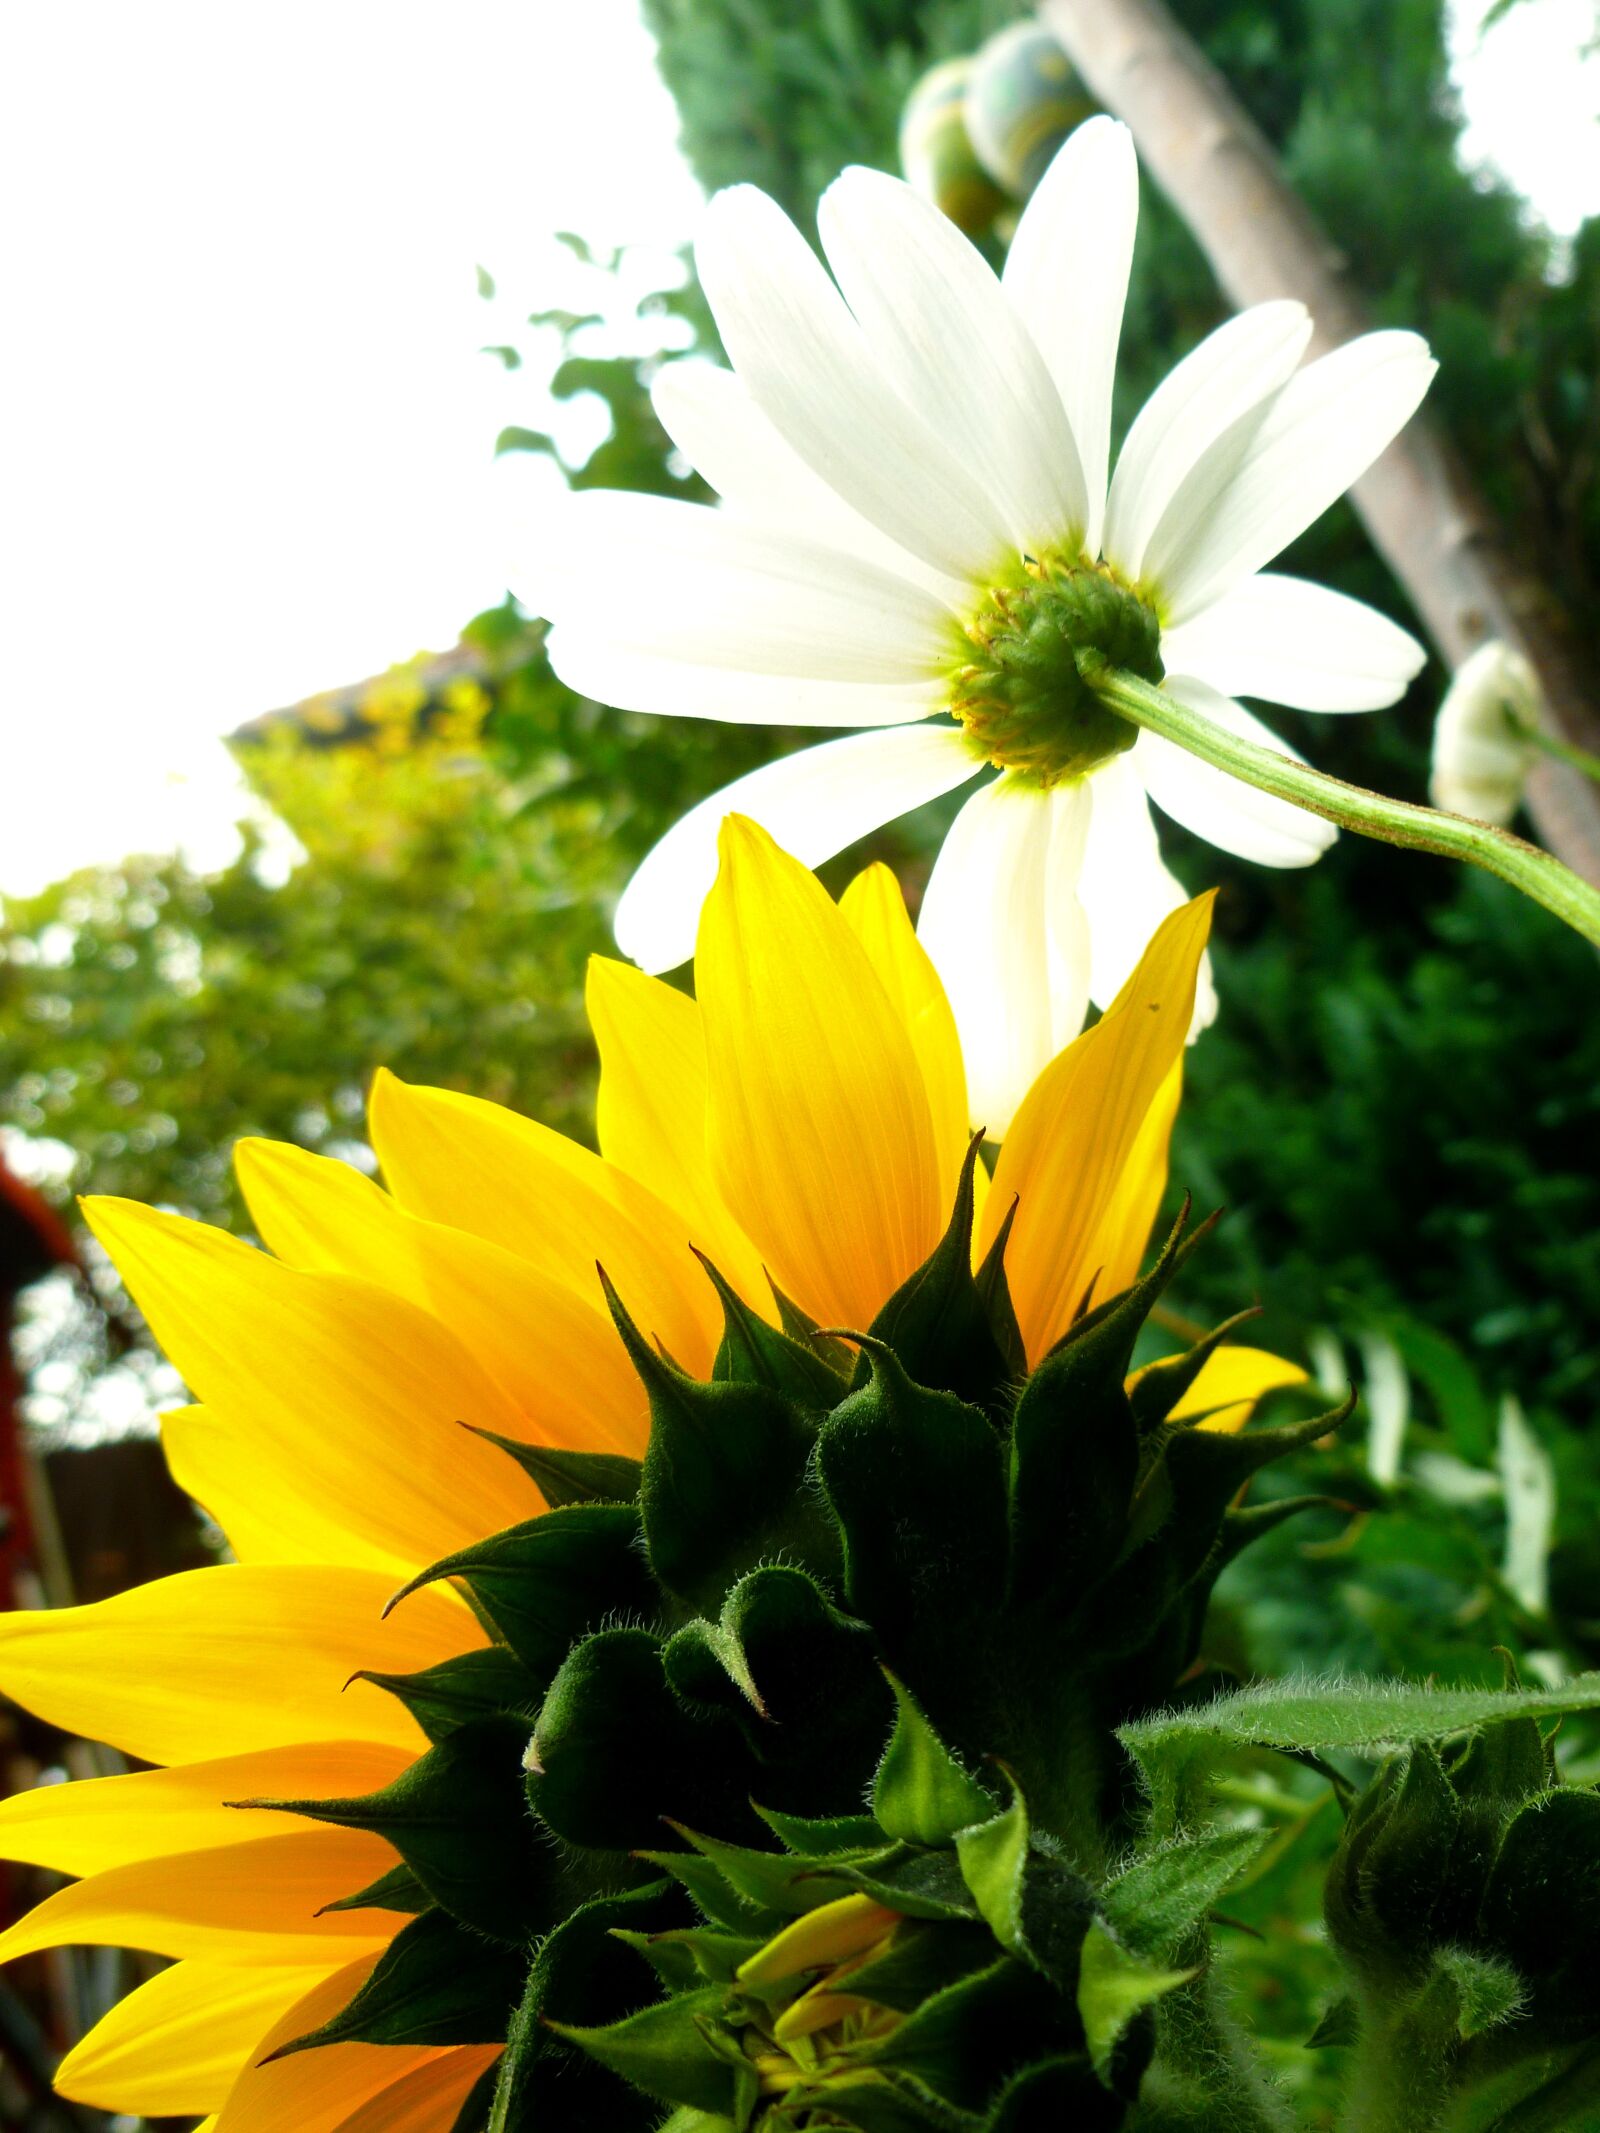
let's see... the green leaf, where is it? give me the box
[462,1427,641,1507]
[844,1918,1003,2015]
[1152,1397,1354,1589]
[860,1958,1060,2113]
[1480,1790,1600,1998]
[495,424,557,457]
[875,1676,997,1846]
[696,1249,847,1406]
[529,1629,752,1851]
[861,1137,1012,1413]
[488,1879,686,2130]
[253,1715,544,1943]
[385,1502,655,1685]
[816,1341,1007,1724]
[1305,1996,1360,2048]
[1448,1707,1550,1806]
[973,1198,1027,1385]
[604,1270,826,1611]
[1120,1672,1600,1770]
[953,1771,1030,1953]
[1127,1308,1266,1432]
[654,1824,864,1917]
[663,1566,890,1813]
[1356,1744,1459,1954]
[549,1987,736,2115]
[1099,1827,1269,1960]
[273,1908,524,2055]
[834,1848,985,1924]
[612,1924,761,1990]
[1007,1204,1206,1615]
[475,263,495,298]
[1498,1395,1555,1617]
[319,1858,430,1916]
[1434,1944,1528,2038]
[1074,1919,1194,2085]
[985,2055,1123,2131]
[638,1845,774,1934]
[354,1645,540,1744]
[753,1803,886,1855]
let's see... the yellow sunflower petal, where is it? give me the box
[696,818,945,1330]
[1089,1058,1183,1302]
[212,1955,448,2133]
[327,2045,503,2133]
[982,895,1213,1362]
[1170,1346,1310,1435]
[0,1827,405,1966]
[55,1959,340,2117]
[0,1563,479,1764]
[233,1140,647,1458]
[160,1404,339,1567]
[838,862,971,1213]
[83,1198,542,1576]
[368,1069,720,1372]
[0,1739,412,1877]
[586,955,772,1313]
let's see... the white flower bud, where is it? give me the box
[1429,640,1543,825]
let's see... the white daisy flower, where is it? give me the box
[530,117,1435,1133]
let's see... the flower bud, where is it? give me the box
[899,56,1009,234]
[966,22,1096,200]
[1429,641,1542,825]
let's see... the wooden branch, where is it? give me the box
[1042,0,1600,886]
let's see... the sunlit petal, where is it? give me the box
[368,1069,720,1371]
[84,1197,543,1574]
[984,895,1213,1360]
[696,817,944,1329]
[55,1960,341,2118]
[0,1563,478,1763]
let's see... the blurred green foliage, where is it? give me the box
[0,617,790,1232]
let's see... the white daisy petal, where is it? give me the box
[818,165,1089,554]
[1136,677,1339,867]
[546,631,944,729]
[614,724,982,974]
[1079,756,1218,1028]
[1150,331,1438,624]
[650,361,964,602]
[1003,117,1138,556]
[695,183,1010,580]
[918,774,1090,1138]
[531,491,952,683]
[1103,303,1312,583]
[1162,573,1427,711]
[1043,782,1094,1055]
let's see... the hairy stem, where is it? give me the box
[1089,664,1600,949]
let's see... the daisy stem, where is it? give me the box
[1088,663,1600,948]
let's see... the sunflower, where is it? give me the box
[0,823,1298,2130]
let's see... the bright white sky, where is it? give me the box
[0,0,1596,898]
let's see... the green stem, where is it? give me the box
[1139,1962,1295,2133]
[1088,664,1600,948]
[1337,1982,1458,2133]
[1511,714,1600,787]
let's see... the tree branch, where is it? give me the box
[1042,0,1600,887]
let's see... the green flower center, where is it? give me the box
[948,554,1164,785]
